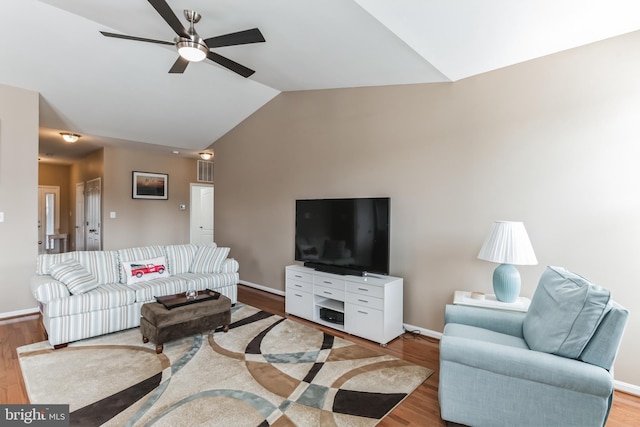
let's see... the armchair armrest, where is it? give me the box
[440,334,613,397]
[445,304,525,338]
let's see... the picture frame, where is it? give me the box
[132,171,168,200]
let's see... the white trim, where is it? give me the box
[239,279,286,296]
[403,322,442,340]
[0,307,39,320]
[614,380,640,396]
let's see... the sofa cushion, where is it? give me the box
[121,256,169,285]
[127,277,188,303]
[117,246,166,283]
[43,284,136,317]
[177,272,239,291]
[49,259,100,295]
[38,251,120,286]
[523,266,610,358]
[189,246,230,274]
[165,243,200,275]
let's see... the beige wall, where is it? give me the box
[0,84,39,314]
[101,146,198,249]
[214,31,640,385]
[39,163,71,235]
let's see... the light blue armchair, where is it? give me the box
[438,266,629,427]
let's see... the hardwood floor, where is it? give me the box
[1,284,638,426]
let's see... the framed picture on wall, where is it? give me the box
[132,171,168,200]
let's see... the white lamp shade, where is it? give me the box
[477,221,537,265]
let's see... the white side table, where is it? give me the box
[453,290,530,312]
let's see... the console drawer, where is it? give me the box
[346,281,385,298]
[314,284,345,301]
[345,304,384,342]
[285,289,313,320]
[286,279,313,293]
[313,275,345,291]
[286,269,313,284]
[346,292,384,311]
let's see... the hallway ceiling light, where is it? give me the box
[199,152,213,160]
[60,132,81,143]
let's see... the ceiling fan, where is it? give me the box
[100,0,265,78]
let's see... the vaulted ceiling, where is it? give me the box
[2,1,640,162]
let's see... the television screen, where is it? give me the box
[295,198,390,275]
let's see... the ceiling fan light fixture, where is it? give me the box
[177,37,208,62]
[60,132,80,143]
[199,152,213,160]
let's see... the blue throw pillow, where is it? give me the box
[523,266,610,358]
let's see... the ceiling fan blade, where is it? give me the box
[100,31,174,46]
[147,0,189,38]
[204,28,265,48]
[169,56,189,74]
[207,51,255,78]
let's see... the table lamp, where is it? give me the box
[477,221,537,302]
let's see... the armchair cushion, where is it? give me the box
[523,266,610,358]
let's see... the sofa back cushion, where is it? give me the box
[189,246,230,274]
[37,251,120,286]
[165,243,201,275]
[49,259,99,295]
[523,266,610,359]
[117,246,166,284]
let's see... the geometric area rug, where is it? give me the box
[18,304,432,426]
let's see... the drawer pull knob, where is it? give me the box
[295,275,302,278]
[358,299,368,303]
[358,288,368,292]
[323,281,332,284]
[323,291,332,295]
[358,310,368,315]
[294,293,302,297]
[295,284,302,287]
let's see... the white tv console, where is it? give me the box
[285,265,404,346]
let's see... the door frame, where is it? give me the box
[190,183,214,244]
[75,182,85,251]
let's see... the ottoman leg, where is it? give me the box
[155,343,163,354]
[142,336,149,344]
[223,325,229,333]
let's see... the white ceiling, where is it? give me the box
[2,0,640,162]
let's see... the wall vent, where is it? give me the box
[197,160,214,183]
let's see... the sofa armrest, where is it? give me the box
[30,275,70,304]
[440,333,613,397]
[220,258,239,273]
[444,304,525,338]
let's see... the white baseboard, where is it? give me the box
[0,306,39,320]
[614,380,640,396]
[403,322,442,340]
[239,279,285,296]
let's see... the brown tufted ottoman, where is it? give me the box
[140,293,231,354]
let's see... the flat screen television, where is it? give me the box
[295,197,390,276]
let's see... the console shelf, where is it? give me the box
[285,265,404,346]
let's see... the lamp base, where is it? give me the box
[492,264,521,303]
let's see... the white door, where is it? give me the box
[75,182,85,251]
[37,186,60,254]
[86,178,102,250]
[190,184,214,244]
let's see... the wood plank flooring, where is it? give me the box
[1,284,638,426]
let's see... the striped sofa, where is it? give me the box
[30,243,239,347]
